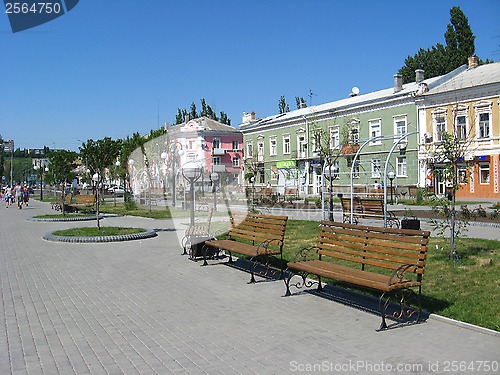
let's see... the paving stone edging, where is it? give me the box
[28,215,105,222]
[43,229,158,243]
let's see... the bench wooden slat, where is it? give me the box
[287,260,421,292]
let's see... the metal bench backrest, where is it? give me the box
[317,221,430,278]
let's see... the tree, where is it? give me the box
[399,6,477,83]
[310,117,354,220]
[295,97,307,109]
[174,99,231,125]
[189,102,198,120]
[427,109,475,263]
[46,150,78,216]
[0,135,5,180]
[445,6,476,69]
[278,95,290,114]
[79,137,121,228]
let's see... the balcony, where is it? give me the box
[212,148,226,156]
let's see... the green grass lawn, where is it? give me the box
[282,220,499,331]
[52,227,146,236]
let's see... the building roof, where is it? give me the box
[169,116,239,133]
[239,65,468,131]
[424,62,500,95]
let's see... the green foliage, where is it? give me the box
[174,98,231,125]
[295,97,307,109]
[278,95,290,114]
[46,150,78,185]
[399,6,477,83]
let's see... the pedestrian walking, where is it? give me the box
[4,185,12,208]
[22,184,30,207]
[14,183,23,209]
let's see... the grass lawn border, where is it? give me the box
[43,227,157,243]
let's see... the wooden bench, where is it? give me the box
[284,221,430,330]
[341,197,400,228]
[204,212,288,283]
[70,194,95,210]
[283,187,299,202]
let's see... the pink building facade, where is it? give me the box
[167,117,244,190]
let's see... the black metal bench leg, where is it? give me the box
[317,275,323,292]
[378,292,389,331]
[284,273,293,296]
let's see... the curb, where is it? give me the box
[43,229,158,243]
[28,215,105,222]
[428,314,500,337]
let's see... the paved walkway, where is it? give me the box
[0,200,498,374]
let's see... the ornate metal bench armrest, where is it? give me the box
[289,246,320,262]
[388,264,417,286]
[256,237,282,254]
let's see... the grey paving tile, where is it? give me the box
[0,200,498,375]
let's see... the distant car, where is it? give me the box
[108,186,125,195]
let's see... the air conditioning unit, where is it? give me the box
[424,132,433,142]
[398,142,407,150]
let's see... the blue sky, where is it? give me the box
[1,0,499,151]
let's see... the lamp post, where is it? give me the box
[210,171,219,212]
[388,171,395,205]
[182,162,202,226]
[249,176,255,207]
[167,142,184,207]
[92,172,101,229]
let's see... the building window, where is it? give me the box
[478,113,490,139]
[246,142,253,158]
[369,119,381,144]
[212,138,220,148]
[456,115,467,140]
[270,138,277,156]
[350,127,359,144]
[212,156,220,165]
[347,157,360,178]
[394,115,407,138]
[257,142,264,162]
[475,101,492,140]
[283,136,290,154]
[396,157,407,177]
[329,128,339,149]
[232,156,240,167]
[371,158,381,178]
[298,135,307,158]
[458,165,467,184]
[188,140,194,149]
[479,163,490,184]
[232,140,239,151]
[432,110,446,142]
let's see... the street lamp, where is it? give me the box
[182,162,202,226]
[92,173,101,228]
[33,164,48,200]
[166,142,184,207]
[388,171,395,205]
[210,171,219,212]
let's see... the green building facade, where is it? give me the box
[240,71,449,199]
